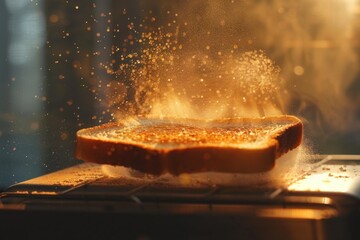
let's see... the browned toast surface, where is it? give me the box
[75,116,303,175]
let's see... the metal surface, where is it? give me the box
[288,155,360,199]
[1,155,360,240]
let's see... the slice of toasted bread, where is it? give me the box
[75,115,303,175]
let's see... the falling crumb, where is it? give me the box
[339,167,346,172]
[60,132,68,140]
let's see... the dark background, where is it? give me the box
[1,0,360,190]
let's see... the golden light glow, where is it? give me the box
[257,208,337,220]
[344,0,360,13]
[150,95,194,119]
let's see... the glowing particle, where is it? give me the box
[294,65,304,76]
[30,122,39,131]
[49,14,59,23]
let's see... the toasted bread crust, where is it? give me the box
[75,116,303,175]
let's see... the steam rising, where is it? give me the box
[237,0,360,134]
